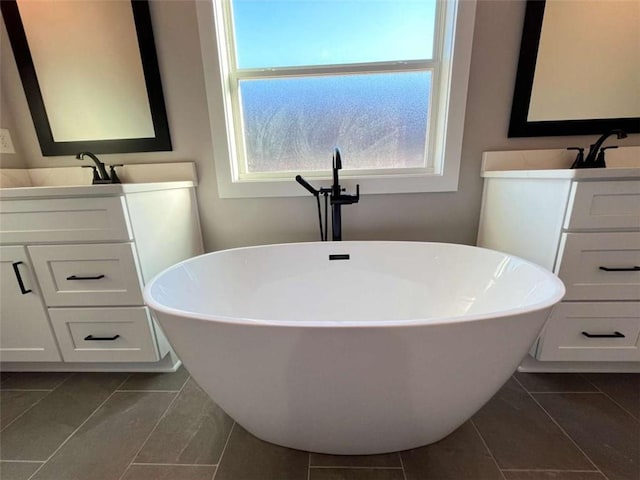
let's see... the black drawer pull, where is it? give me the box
[581,331,625,339]
[12,262,32,294]
[66,274,105,280]
[84,334,120,341]
[599,266,640,272]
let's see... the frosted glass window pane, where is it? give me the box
[240,72,431,173]
[232,0,437,68]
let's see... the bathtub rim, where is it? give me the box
[143,241,566,328]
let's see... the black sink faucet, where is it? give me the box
[583,129,627,165]
[76,152,111,183]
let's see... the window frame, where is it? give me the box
[196,0,476,198]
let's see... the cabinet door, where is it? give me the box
[0,246,61,362]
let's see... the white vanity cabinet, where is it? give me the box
[478,149,640,372]
[0,180,203,371]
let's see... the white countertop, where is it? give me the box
[0,162,198,199]
[481,146,640,180]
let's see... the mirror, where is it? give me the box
[1,0,171,155]
[509,0,640,137]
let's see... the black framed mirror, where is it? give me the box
[1,0,172,155]
[509,0,640,137]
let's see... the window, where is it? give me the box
[196,0,476,197]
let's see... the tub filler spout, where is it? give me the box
[296,148,359,241]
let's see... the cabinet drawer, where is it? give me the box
[49,307,160,362]
[564,180,640,230]
[537,302,640,362]
[0,196,132,243]
[29,243,143,307]
[555,232,640,300]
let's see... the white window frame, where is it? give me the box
[196,0,476,198]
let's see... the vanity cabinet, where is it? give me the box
[0,181,203,371]
[478,155,640,372]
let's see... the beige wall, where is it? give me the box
[1,0,638,251]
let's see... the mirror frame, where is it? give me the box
[508,0,640,138]
[1,0,172,155]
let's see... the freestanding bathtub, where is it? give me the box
[144,241,564,455]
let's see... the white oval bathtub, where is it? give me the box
[144,241,564,455]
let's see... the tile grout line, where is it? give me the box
[527,391,603,395]
[307,451,311,480]
[398,450,408,480]
[0,389,54,392]
[470,419,507,480]
[131,462,217,467]
[1,373,77,435]
[512,375,610,480]
[24,374,132,480]
[211,421,236,480]
[0,460,45,464]
[501,468,607,472]
[578,373,640,423]
[116,374,192,480]
[310,465,405,470]
[114,389,190,393]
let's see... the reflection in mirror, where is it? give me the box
[1,0,171,155]
[509,0,640,137]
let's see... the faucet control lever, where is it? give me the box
[331,184,360,205]
[568,147,585,169]
[594,146,618,169]
[109,164,123,184]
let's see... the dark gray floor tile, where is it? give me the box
[0,461,43,480]
[135,377,233,465]
[0,373,128,461]
[310,453,400,468]
[31,391,175,480]
[473,378,592,470]
[309,468,405,480]
[119,365,190,391]
[122,464,215,480]
[503,472,606,480]
[214,424,309,480]
[583,373,640,420]
[0,390,48,429]
[0,372,71,390]
[400,421,502,480]
[534,393,640,480]
[515,373,598,393]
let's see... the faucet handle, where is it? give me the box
[81,165,101,183]
[568,147,585,169]
[108,164,123,184]
[594,146,617,169]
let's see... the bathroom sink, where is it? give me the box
[481,145,640,179]
[0,163,197,199]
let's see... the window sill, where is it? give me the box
[214,169,461,198]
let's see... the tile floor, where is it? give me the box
[0,368,637,480]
